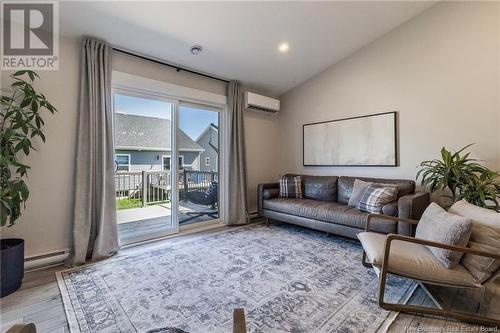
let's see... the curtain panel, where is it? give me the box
[69,37,119,266]
[227,81,249,225]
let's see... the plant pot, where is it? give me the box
[1,238,24,297]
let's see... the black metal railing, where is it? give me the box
[115,170,217,209]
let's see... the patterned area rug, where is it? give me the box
[57,223,416,333]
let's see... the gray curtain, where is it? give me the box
[69,37,119,266]
[227,81,249,225]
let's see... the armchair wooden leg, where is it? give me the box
[265,217,270,227]
[378,269,500,327]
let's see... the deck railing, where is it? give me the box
[115,170,217,209]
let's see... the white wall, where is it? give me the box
[1,36,80,258]
[279,2,500,183]
[244,110,282,213]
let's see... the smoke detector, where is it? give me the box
[190,45,203,55]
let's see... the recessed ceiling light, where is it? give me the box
[279,42,290,53]
[190,45,203,55]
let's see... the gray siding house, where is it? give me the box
[196,123,218,172]
[115,113,204,172]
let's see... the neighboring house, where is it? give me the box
[114,113,204,173]
[196,123,219,172]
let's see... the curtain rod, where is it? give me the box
[112,47,230,84]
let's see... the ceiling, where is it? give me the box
[60,1,436,96]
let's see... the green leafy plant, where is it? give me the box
[1,70,57,227]
[417,144,500,211]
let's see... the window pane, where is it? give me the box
[116,155,129,165]
[178,104,220,225]
[113,92,174,244]
[163,157,171,171]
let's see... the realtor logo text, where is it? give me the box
[1,1,59,70]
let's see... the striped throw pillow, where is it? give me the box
[279,175,303,199]
[358,184,398,213]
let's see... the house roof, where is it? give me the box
[115,113,203,151]
[195,123,218,143]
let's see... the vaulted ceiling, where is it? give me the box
[60,1,436,96]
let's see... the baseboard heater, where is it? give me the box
[25,250,70,271]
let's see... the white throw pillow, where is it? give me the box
[449,200,500,282]
[416,203,472,268]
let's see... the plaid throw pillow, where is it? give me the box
[358,184,398,213]
[279,175,303,199]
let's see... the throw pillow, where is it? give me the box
[279,175,303,199]
[449,200,500,282]
[348,179,373,208]
[358,184,398,213]
[415,202,472,268]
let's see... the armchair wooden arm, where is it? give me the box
[365,213,419,232]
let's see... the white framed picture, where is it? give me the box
[303,112,397,166]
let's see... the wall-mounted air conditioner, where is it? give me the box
[244,92,280,114]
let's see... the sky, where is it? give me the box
[114,93,218,140]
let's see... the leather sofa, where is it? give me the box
[257,174,430,239]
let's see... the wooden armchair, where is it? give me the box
[359,214,500,327]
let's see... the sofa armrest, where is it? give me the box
[257,182,279,216]
[397,192,430,236]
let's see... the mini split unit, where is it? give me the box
[244,92,280,114]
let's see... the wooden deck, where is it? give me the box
[117,201,218,243]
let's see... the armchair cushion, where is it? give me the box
[358,232,479,288]
[416,203,472,268]
[449,200,500,282]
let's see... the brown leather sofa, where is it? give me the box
[257,174,430,239]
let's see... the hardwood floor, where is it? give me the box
[1,226,498,333]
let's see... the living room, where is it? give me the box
[1,1,499,333]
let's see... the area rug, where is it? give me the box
[57,223,416,333]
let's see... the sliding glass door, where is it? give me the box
[178,104,220,226]
[113,92,178,244]
[113,89,223,244]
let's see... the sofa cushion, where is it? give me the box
[263,198,397,233]
[358,232,479,288]
[279,175,303,199]
[348,179,373,208]
[449,200,500,282]
[416,203,472,268]
[338,176,415,205]
[358,184,399,213]
[302,175,338,202]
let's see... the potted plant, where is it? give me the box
[417,144,500,211]
[1,70,57,297]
